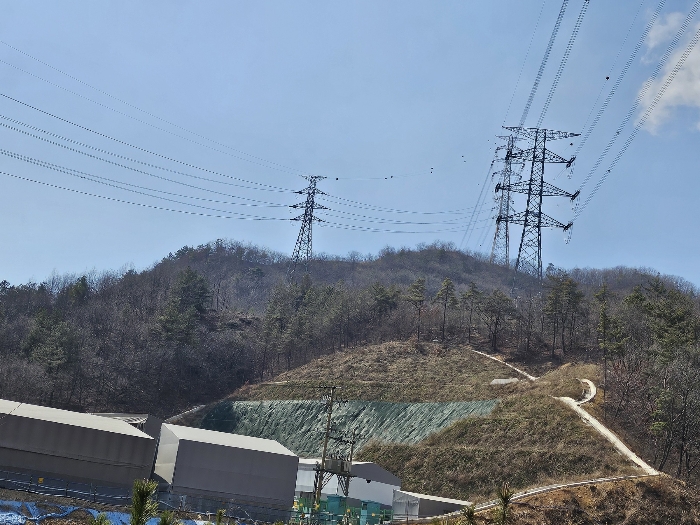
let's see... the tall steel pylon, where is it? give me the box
[287,175,327,282]
[497,126,579,280]
[490,135,521,267]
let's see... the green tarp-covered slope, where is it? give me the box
[200,399,499,456]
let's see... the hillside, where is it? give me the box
[190,341,641,502]
[474,476,700,524]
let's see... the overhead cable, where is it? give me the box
[0,40,306,176]
[502,0,549,126]
[0,149,289,210]
[3,168,472,235]
[519,0,570,127]
[575,22,700,219]
[573,0,665,162]
[0,93,295,192]
[536,0,590,127]
[574,0,700,211]
[459,148,501,249]
[0,116,294,194]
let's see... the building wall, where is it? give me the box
[171,439,298,509]
[153,425,179,485]
[295,461,398,507]
[0,413,154,487]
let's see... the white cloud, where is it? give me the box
[639,22,700,133]
[647,12,684,51]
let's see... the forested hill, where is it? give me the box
[0,239,697,421]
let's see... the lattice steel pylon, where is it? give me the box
[287,175,327,282]
[498,126,579,280]
[490,135,520,267]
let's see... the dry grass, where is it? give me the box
[459,476,700,524]
[230,341,534,403]
[357,393,639,501]
[184,341,638,505]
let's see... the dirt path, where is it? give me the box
[555,396,658,475]
[469,349,538,381]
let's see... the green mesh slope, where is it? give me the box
[200,399,499,456]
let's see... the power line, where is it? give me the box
[459,149,501,249]
[0,39,307,176]
[572,0,665,165]
[0,93,295,193]
[536,0,590,127]
[0,170,287,221]
[0,148,289,210]
[519,0,570,127]
[0,58,308,176]
[574,0,700,213]
[0,116,295,195]
[575,22,700,219]
[503,0,549,126]
[0,119,297,212]
[321,193,476,216]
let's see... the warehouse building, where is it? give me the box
[153,424,298,521]
[295,459,400,508]
[0,399,155,488]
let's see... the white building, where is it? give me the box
[392,489,471,519]
[295,459,400,507]
[0,399,155,488]
[154,424,299,521]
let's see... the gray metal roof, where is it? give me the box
[163,424,297,456]
[0,399,151,438]
[297,458,400,486]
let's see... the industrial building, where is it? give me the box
[0,399,155,488]
[295,459,400,508]
[392,489,471,519]
[153,424,298,521]
[92,413,163,440]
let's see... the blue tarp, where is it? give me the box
[0,512,25,525]
[0,502,201,525]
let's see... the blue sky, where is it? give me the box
[1,1,699,285]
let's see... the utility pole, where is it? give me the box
[497,126,579,281]
[313,385,336,510]
[288,175,327,282]
[312,386,356,514]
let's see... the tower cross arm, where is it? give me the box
[503,126,580,141]
[503,211,573,230]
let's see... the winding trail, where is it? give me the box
[403,350,661,522]
[468,349,538,381]
[554,396,658,475]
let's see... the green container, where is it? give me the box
[360,501,381,525]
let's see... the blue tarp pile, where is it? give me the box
[0,501,202,525]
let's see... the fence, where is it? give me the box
[0,469,291,523]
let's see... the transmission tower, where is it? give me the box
[288,175,327,282]
[497,126,579,280]
[490,135,522,267]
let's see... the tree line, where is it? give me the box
[2,239,700,487]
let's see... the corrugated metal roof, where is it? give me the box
[0,399,152,438]
[164,424,297,456]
